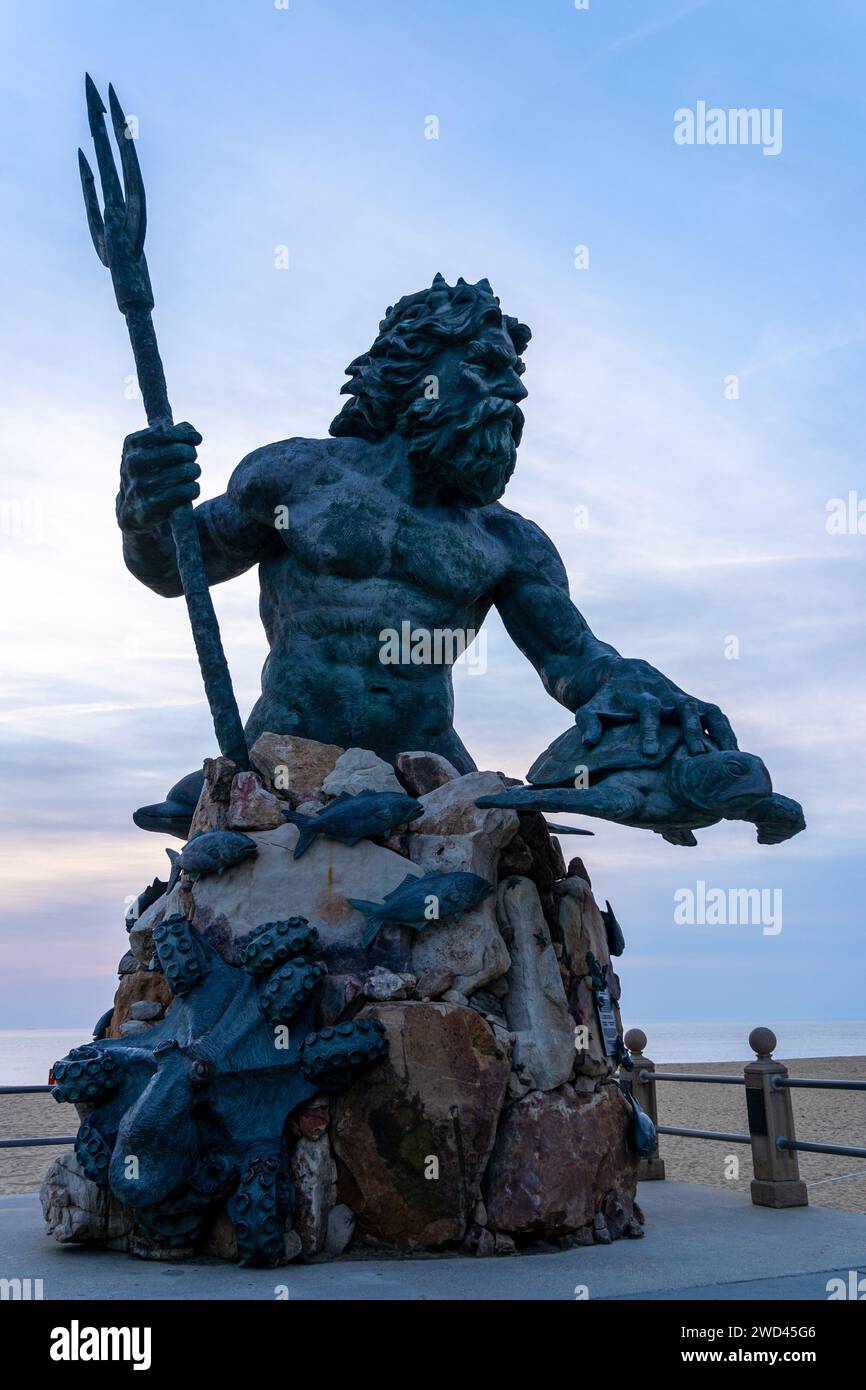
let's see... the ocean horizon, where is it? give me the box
[2,1020,866,1085]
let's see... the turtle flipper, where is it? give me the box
[745,793,806,845]
[657,827,698,847]
[476,784,642,823]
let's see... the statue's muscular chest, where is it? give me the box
[280,476,501,606]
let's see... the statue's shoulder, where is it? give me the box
[481,502,565,577]
[227,436,358,510]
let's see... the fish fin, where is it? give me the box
[292,823,319,859]
[165,847,180,893]
[347,898,383,947]
[329,791,354,805]
[384,871,421,902]
[361,919,384,949]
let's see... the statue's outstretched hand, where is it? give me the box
[118,422,202,533]
[575,659,737,757]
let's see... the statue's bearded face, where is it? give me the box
[397,324,528,507]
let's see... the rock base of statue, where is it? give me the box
[41,737,643,1263]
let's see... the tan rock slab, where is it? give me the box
[250,732,345,808]
[496,875,575,1092]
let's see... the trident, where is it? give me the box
[78,74,249,770]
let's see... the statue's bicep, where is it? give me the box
[197,495,275,584]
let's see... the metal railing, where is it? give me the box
[619,1026,866,1207]
[0,1084,75,1150]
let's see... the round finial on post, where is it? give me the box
[749,1026,777,1059]
[624,1028,647,1055]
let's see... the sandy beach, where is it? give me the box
[0,1093,74,1196]
[3,1055,864,1211]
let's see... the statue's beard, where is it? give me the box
[398,395,524,507]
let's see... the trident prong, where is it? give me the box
[107,83,147,258]
[84,73,124,212]
[77,148,107,265]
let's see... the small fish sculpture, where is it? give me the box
[166,829,258,892]
[347,870,493,949]
[282,790,423,859]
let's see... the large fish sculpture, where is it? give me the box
[347,870,493,949]
[282,790,423,859]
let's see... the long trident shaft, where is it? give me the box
[79,75,249,771]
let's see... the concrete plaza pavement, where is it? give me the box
[2,1182,864,1301]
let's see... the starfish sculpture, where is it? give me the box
[51,915,387,1265]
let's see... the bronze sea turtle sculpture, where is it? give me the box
[476,722,805,846]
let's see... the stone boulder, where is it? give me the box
[322,748,403,798]
[555,873,609,972]
[41,1151,132,1248]
[108,970,172,1039]
[189,755,236,835]
[396,750,461,796]
[325,1203,356,1256]
[568,975,620,1078]
[407,832,511,995]
[332,1001,509,1248]
[250,732,345,807]
[226,770,284,831]
[484,1083,640,1240]
[411,770,518,839]
[129,1000,164,1022]
[496,876,575,1092]
[405,771,518,995]
[362,965,416,1000]
[555,875,623,1077]
[289,1134,337,1256]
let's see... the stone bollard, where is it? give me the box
[622,1028,665,1181]
[744,1027,808,1208]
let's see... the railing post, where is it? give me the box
[744,1027,808,1208]
[623,1028,665,1180]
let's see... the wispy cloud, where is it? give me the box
[607,0,715,55]
[0,697,206,725]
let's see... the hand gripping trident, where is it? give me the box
[79,75,249,771]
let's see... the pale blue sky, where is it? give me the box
[1,0,864,1029]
